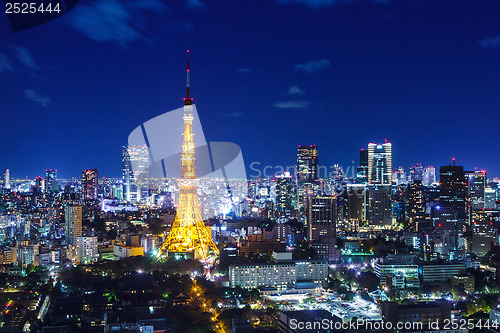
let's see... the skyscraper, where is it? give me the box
[423,166,436,186]
[439,163,466,224]
[406,180,425,228]
[368,185,393,227]
[82,169,98,200]
[393,166,407,185]
[45,169,57,193]
[357,149,369,184]
[76,236,98,264]
[485,187,497,209]
[297,145,318,209]
[275,173,294,218]
[306,195,338,263]
[465,170,486,210]
[367,142,392,185]
[4,169,10,190]
[65,205,82,245]
[122,145,149,203]
[366,142,392,227]
[408,164,424,182]
[156,51,218,260]
[347,184,365,228]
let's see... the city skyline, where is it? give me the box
[1,0,500,178]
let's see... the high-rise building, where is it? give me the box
[368,185,393,227]
[33,176,44,195]
[393,166,407,185]
[408,164,424,182]
[470,210,499,256]
[306,196,337,241]
[466,170,486,210]
[297,145,318,183]
[357,149,369,184]
[4,169,10,190]
[306,195,338,263]
[485,187,497,209]
[156,51,218,260]
[122,145,149,203]
[275,173,294,218]
[45,169,57,193]
[76,236,98,264]
[82,169,98,200]
[406,180,425,228]
[423,166,436,186]
[297,145,318,209]
[439,163,466,224]
[347,184,365,225]
[65,205,82,245]
[367,142,392,185]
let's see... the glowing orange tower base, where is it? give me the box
[156,51,219,261]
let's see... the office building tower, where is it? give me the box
[408,164,424,182]
[33,176,44,195]
[367,142,392,184]
[406,180,425,228]
[297,145,318,183]
[45,169,57,193]
[393,166,406,185]
[4,169,10,190]
[368,185,392,227]
[470,210,499,256]
[297,145,318,209]
[306,195,338,262]
[122,145,149,203]
[439,163,466,224]
[275,173,294,218]
[306,196,337,241]
[82,169,98,200]
[357,149,369,184]
[423,166,436,186]
[485,187,497,209]
[156,51,218,260]
[76,236,99,264]
[65,205,82,244]
[347,184,365,229]
[466,170,486,210]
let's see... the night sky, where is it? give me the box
[1,0,500,179]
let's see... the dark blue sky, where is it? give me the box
[1,0,500,179]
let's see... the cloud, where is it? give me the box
[186,0,207,9]
[8,46,40,71]
[287,85,305,96]
[479,36,500,49]
[238,68,252,74]
[294,58,331,73]
[0,53,14,73]
[68,0,166,46]
[221,112,243,118]
[277,0,389,8]
[273,100,312,109]
[277,0,351,8]
[167,21,195,32]
[24,89,51,108]
[237,67,264,74]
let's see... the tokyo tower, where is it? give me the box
[156,51,219,260]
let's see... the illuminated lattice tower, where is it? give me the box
[157,51,219,260]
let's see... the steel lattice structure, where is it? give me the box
[156,51,219,260]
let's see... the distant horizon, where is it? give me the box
[2,1,500,181]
